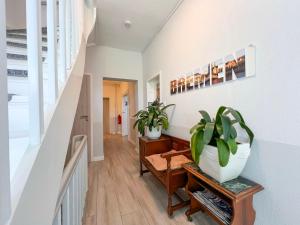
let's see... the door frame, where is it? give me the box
[81,73,94,161]
[103,97,110,135]
[86,74,92,162]
[90,77,140,161]
[146,71,163,104]
[122,95,129,136]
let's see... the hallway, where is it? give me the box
[83,135,216,225]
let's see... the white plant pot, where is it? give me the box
[146,126,162,139]
[199,142,251,183]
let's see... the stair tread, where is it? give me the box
[6,47,48,57]
[7,37,48,45]
[7,53,46,61]
[7,33,48,42]
[7,41,48,51]
[6,27,48,35]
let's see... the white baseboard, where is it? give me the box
[92,155,104,161]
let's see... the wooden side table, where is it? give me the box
[183,163,263,225]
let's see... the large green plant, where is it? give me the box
[190,106,254,167]
[133,99,175,136]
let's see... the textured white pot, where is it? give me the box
[146,126,162,139]
[199,142,251,183]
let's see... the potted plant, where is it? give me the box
[133,99,175,139]
[190,106,254,183]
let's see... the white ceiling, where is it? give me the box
[93,0,183,52]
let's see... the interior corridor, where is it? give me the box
[82,135,216,225]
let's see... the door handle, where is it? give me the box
[80,115,89,121]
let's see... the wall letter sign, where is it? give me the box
[170,46,256,95]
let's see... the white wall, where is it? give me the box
[85,46,143,159]
[143,0,300,224]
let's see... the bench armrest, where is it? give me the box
[160,149,191,159]
[161,149,192,177]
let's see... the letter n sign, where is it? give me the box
[170,80,177,95]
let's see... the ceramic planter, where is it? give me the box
[146,126,162,139]
[199,142,251,183]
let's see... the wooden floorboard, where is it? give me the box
[83,135,217,225]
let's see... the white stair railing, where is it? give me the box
[53,135,88,225]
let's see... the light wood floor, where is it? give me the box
[83,135,217,225]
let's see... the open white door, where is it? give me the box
[122,95,128,136]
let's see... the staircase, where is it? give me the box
[6,28,63,139]
[6,28,48,99]
[2,0,97,224]
[6,28,50,175]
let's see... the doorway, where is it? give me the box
[103,98,110,135]
[102,78,138,146]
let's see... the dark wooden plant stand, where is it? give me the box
[183,163,263,225]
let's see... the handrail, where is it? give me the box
[54,135,87,216]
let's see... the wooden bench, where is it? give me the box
[139,135,192,216]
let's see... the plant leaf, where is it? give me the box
[240,122,254,146]
[161,117,169,130]
[153,118,158,128]
[194,131,204,164]
[191,133,197,161]
[190,131,204,164]
[216,139,230,167]
[227,138,238,154]
[199,110,211,122]
[190,123,204,134]
[203,122,214,144]
[235,110,245,123]
[161,104,175,111]
[216,123,223,136]
[226,107,242,123]
[215,106,227,138]
[133,110,144,117]
[215,106,227,124]
[148,112,154,125]
[221,115,231,141]
[230,126,237,139]
[133,119,140,128]
[138,119,146,136]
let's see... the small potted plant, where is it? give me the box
[190,106,254,183]
[133,99,175,139]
